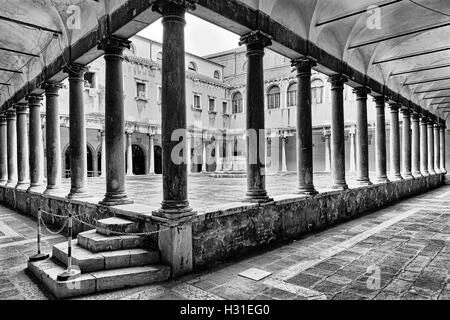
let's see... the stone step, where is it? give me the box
[77,230,145,253]
[52,241,160,273]
[96,217,139,236]
[28,258,171,299]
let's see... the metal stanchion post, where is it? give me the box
[57,209,80,281]
[29,208,50,262]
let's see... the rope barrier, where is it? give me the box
[28,209,50,262]
[57,209,80,281]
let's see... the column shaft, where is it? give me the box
[434,124,441,174]
[15,103,29,188]
[27,94,44,191]
[0,116,7,184]
[323,130,331,172]
[293,58,317,194]
[411,113,422,177]
[329,75,348,190]
[64,63,89,198]
[100,130,106,177]
[126,132,133,176]
[420,117,429,176]
[98,36,133,205]
[389,103,403,181]
[44,83,63,193]
[428,121,436,175]
[354,87,372,185]
[374,97,389,182]
[148,134,155,174]
[240,31,273,202]
[440,126,447,174]
[6,110,17,186]
[401,108,413,179]
[280,136,287,172]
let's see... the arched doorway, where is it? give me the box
[154,145,162,174]
[132,144,146,175]
[64,146,94,178]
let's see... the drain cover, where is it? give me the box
[238,268,272,281]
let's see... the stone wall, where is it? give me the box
[191,174,444,269]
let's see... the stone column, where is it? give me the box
[15,103,29,188]
[201,138,207,173]
[64,63,89,199]
[292,58,317,194]
[440,125,447,174]
[240,30,273,202]
[43,82,63,194]
[27,94,44,192]
[354,87,372,185]
[148,134,155,175]
[434,123,441,174]
[98,36,133,205]
[411,112,422,178]
[100,130,106,178]
[420,116,429,176]
[349,127,356,173]
[215,138,221,172]
[280,135,287,173]
[0,115,7,185]
[389,103,403,181]
[428,120,436,175]
[227,137,233,171]
[329,75,348,190]
[6,110,17,187]
[373,96,389,183]
[323,128,331,172]
[126,131,133,176]
[401,108,413,179]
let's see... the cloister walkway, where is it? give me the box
[1,183,449,300]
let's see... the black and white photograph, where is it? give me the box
[0,0,449,311]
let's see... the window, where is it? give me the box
[188,61,197,71]
[194,94,201,109]
[311,79,324,104]
[214,70,220,79]
[156,52,162,62]
[287,82,297,107]
[232,92,243,114]
[222,102,228,114]
[209,98,216,112]
[84,72,96,88]
[136,82,146,99]
[267,86,281,109]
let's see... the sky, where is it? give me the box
[137,13,240,57]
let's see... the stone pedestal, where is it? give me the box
[98,36,133,205]
[389,103,403,181]
[374,96,389,183]
[240,30,273,202]
[43,83,63,194]
[15,103,29,189]
[329,75,348,190]
[354,87,372,185]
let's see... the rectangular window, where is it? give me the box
[209,98,216,112]
[312,87,323,104]
[194,94,201,109]
[136,82,146,98]
[222,102,228,114]
[287,90,297,107]
[268,93,280,109]
[232,99,243,113]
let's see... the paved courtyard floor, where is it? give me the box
[58,172,362,210]
[0,182,449,300]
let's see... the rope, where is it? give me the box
[39,216,68,235]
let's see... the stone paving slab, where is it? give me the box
[0,183,449,300]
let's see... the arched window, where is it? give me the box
[267,85,281,109]
[242,61,247,73]
[188,61,197,71]
[312,79,324,104]
[287,82,297,107]
[232,92,243,114]
[214,70,220,79]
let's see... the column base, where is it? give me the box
[0,180,7,186]
[402,173,414,180]
[356,179,373,186]
[99,192,134,206]
[43,186,63,195]
[412,172,423,179]
[67,188,91,200]
[421,171,430,177]
[297,186,318,196]
[329,183,349,191]
[15,182,29,190]
[244,190,273,203]
[375,176,390,184]
[28,183,45,193]
[441,169,448,174]
[390,175,404,182]
[435,169,443,174]
[154,200,194,220]
[428,170,437,176]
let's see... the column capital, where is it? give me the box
[63,63,88,78]
[388,102,401,111]
[14,102,28,114]
[151,0,197,15]
[400,107,411,116]
[43,81,63,95]
[328,74,348,89]
[239,30,272,51]
[373,95,387,105]
[353,86,371,98]
[98,36,131,55]
[6,109,16,119]
[27,94,43,106]
[322,127,331,137]
[0,114,6,123]
[291,57,317,74]
[411,111,421,120]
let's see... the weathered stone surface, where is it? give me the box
[96,217,139,236]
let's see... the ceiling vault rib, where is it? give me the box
[0,47,39,57]
[390,63,450,77]
[431,102,450,106]
[414,87,450,93]
[315,0,403,26]
[0,83,11,86]
[349,21,450,49]
[0,15,62,34]
[0,67,22,74]
[423,95,450,100]
[404,76,450,86]
[373,45,450,65]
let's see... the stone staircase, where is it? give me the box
[28,217,171,299]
